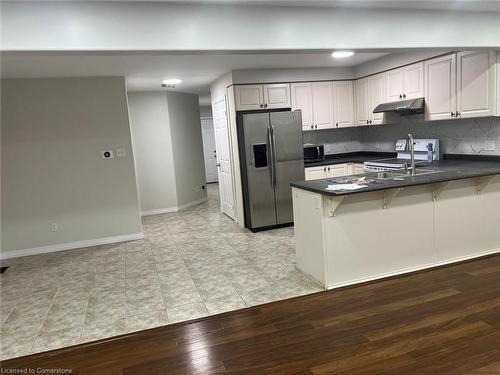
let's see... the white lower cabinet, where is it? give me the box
[305,163,365,181]
[305,166,327,181]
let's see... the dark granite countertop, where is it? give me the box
[292,158,500,197]
[304,152,396,167]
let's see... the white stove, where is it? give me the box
[364,139,440,172]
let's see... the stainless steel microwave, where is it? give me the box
[303,144,324,164]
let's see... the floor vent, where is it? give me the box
[0,266,9,274]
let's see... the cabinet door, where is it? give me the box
[386,68,404,102]
[234,85,263,111]
[291,82,314,130]
[368,73,386,125]
[456,51,495,118]
[425,54,456,121]
[355,78,370,126]
[403,62,424,99]
[327,164,348,178]
[305,166,326,181]
[312,82,334,130]
[333,81,354,128]
[263,83,291,109]
[354,164,365,174]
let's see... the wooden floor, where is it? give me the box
[2,254,500,374]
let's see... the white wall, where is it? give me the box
[1,77,142,254]
[167,92,208,208]
[199,106,213,118]
[2,2,500,51]
[128,92,178,214]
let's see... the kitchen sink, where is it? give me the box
[370,168,441,180]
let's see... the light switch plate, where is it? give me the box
[485,140,496,151]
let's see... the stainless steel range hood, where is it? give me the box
[373,97,425,115]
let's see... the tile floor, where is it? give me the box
[0,184,322,360]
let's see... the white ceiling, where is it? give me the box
[1,51,388,104]
[10,0,500,12]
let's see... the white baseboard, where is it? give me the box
[326,247,500,290]
[141,197,209,216]
[177,197,208,211]
[141,207,178,216]
[0,232,144,260]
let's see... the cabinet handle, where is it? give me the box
[323,167,326,172]
[451,112,455,117]
[455,111,460,118]
[260,104,263,108]
[336,122,338,127]
[328,167,330,171]
[403,94,406,99]
[315,125,318,129]
[264,103,268,108]
[366,120,369,125]
[369,120,372,125]
[399,94,403,99]
[310,125,314,129]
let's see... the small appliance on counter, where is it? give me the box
[364,138,440,172]
[303,144,325,164]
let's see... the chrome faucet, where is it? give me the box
[406,133,416,175]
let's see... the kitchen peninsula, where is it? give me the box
[291,159,500,289]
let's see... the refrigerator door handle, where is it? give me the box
[270,124,277,188]
[267,124,275,188]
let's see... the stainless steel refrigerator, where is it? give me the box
[238,110,304,231]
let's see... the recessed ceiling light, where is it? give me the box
[331,51,354,59]
[162,78,182,85]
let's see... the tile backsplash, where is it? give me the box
[304,117,500,156]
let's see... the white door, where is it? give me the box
[200,118,218,183]
[263,83,291,109]
[456,51,495,119]
[403,62,424,99]
[386,68,405,102]
[425,54,456,121]
[234,85,263,111]
[368,73,386,125]
[305,166,326,181]
[332,81,354,128]
[291,82,314,130]
[213,97,235,219]
[312,82,334,130]
[355,78,370,126]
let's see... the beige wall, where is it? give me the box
[128,92,178,214]
[167,92,208,208]
[1,77,142,254]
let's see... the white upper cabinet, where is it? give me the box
[386,62,424,102]
[425,54,457,121]
[456,51,496,118]
[263,83,291,109]
[403,62,424,99]
[291,82,314,130]
[234,85,264,111]
[368,73,386,125]
[385,68,405,102]
[332,81,354,128]
[234,84,290,110]
[355,78,370,126]
[312,82,334,130]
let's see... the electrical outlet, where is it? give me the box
[116,148,126,157]
[50,223,58,232]
[102,150,114,159]
[485,140,496,151]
